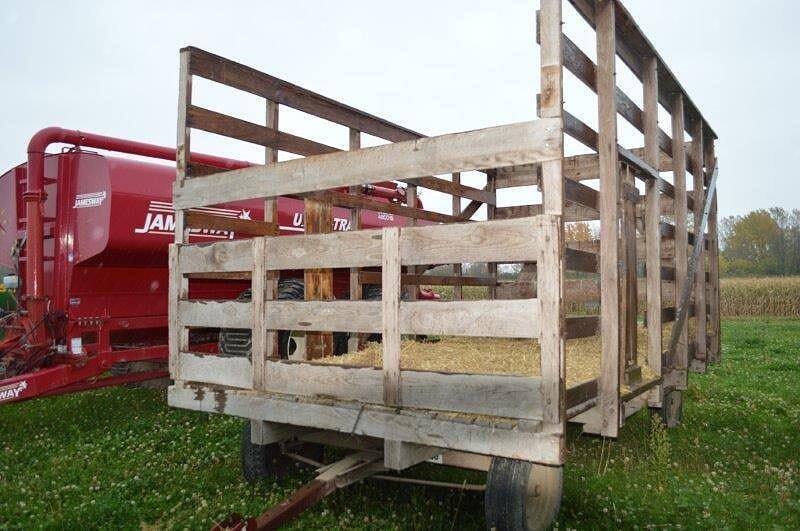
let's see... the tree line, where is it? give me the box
[720,208,800,277]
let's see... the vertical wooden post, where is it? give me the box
[382,227,401,406]
[348,128,362,353]
[170,48,192,380]
[671,94,689,388]
[252,99,280,391]
[620,165,639,384]
[251,237,268,390]
[690,120,707,372]
[404,185,419,302]
[452,172,463,301]
[537,0,566,442]
[706,138,721,363]
[596,0,620,437]
[263,99,279,363]
[486,171,498,299]
[303,197,334,359]
[643,56,662,398]
[252,101,280,439]
[174,48,192,246]
[167,245,186,380]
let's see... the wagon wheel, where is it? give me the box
[484,458,562,531]
[240,422,291,481]
[240,421,325,481]
[652,389,683,428]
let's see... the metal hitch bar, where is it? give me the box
[212,451,384,531]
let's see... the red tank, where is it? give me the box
[0,129,420,403]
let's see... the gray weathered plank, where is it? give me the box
[168,383,563,464]
[173,119,562,210]
[382,227,402,406]
[643,56,663,386]
[262,361,544,420]
[178,299,252,329]
[178,239,255,273]
[178,352,253,389]
[596,0,621,438]
[263,299,540,339]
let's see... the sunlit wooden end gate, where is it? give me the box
[169,214,564,463]
[167,0,720,528]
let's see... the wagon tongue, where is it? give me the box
[211,451,383,531]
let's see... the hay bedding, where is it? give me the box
[321,322,693,390]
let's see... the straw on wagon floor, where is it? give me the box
[322,322,695,392]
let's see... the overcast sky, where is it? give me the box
[1,0,797,219]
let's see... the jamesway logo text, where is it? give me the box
[135,201,248,239]
[0,380,27,402]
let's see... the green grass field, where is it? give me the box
[1,319,798,529]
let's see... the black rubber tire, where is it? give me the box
[240,421,290,481]
[218,280,348,359]
[361,283,383,343]
[218,289,253,358]
[276,279,348,358]
[652,389,683,428]
[485,458,562,531]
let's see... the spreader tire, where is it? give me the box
[219,280,348,359]
[276,279,348,359]
[485,458,562,531]
[218,289,253,358]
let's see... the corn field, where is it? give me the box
[431,277,800,318]
[720,276,800,317]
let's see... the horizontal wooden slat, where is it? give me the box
[618,145,659,181]
[185,271,252,280]
[566,1,716,141]
[186,105,340,157]
[266,230,383,270]
[266,216,547,271]
[565,378,598,409]
[318,191,460,224]
[186,46,424,143]
[495,204,542,220]
[178,300,252,329]
[494,165,540,188]
[660,221,696,247]
[265,299,540,338]
[400,217,544,266]
[178,352,253,388]
[173,119,562,210]
[263,361,543,420]
[565,178,599,210]
[266,300,381,333]
[401,299,540,338]
[566,315,599,339]
[189,111,491,207]
[358,271,497,287]
[184,210,278,236]
[496,203,601,223]
[169,384,561,463]
[413,176,496,205]
[564,112,680,204]
[177,239,254,273]
[562,34,672,155]
[564,111,599,151]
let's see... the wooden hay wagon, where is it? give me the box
[167,1,720,528]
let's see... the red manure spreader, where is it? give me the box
[0,127,427,403]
